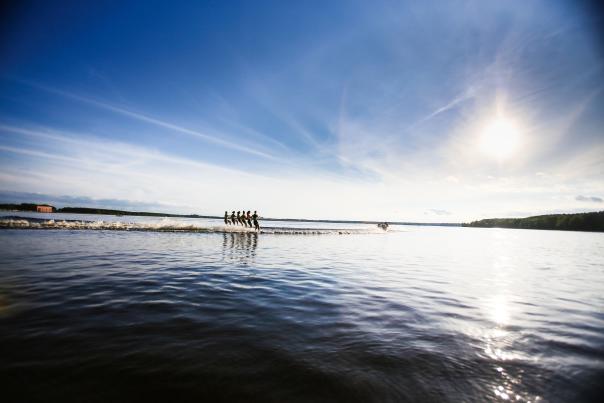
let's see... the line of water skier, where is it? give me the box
[224,210,260,231]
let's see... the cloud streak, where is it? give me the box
[576,195,603,203]
[15,80,281,161]
[0,124,277,178]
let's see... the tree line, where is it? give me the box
[463,211,604,232]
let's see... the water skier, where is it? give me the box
[224,211,230,225]
[231,211,236,225]
[252,211,260,231]
[236,211,242,225]
[246,211,252,227]
[241,209,248,226]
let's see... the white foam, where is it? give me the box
[0,217,382,235]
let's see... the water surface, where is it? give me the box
[1,214,603,402]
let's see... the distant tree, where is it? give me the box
[463,211,604,232]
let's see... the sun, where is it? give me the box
[479,117,522,161]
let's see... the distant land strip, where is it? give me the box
[2,203,603,231]
[463,211,604,232]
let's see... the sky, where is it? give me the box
[0,0,603,221]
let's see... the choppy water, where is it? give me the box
[1,213,603,402]
[0,212,386,234]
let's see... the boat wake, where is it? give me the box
[0,216,384,235]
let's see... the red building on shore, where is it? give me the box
[36,205,55,213]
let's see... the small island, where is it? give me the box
[463,211,604,232]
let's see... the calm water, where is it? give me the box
[1,214,603,402]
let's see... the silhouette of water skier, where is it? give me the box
[252,211,260,231]
[231,211,236,225]
[246,211,252,227]
[224,211,230,225]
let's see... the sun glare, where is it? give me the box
[479,117,522,161]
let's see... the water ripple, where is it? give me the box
[1,226,603,402]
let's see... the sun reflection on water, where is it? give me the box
[483,326,541,402]
[478,250,542,402]
[491,296,510,325]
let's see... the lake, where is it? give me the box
[1,213,603,402]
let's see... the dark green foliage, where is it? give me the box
[463,211,604,232]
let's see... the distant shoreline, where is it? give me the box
[463,211,604,232]
[2,203,603,232]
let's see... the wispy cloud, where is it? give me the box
[14,80,281,161]
[426,209,452,216]
[233,58,329,151]
[0,144,82,164]
[576,195,603,203]
[0,124,277,178]
[412,89,475,128]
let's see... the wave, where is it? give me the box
[0,216,384,235]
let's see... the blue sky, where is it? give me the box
[1,0,603,221]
